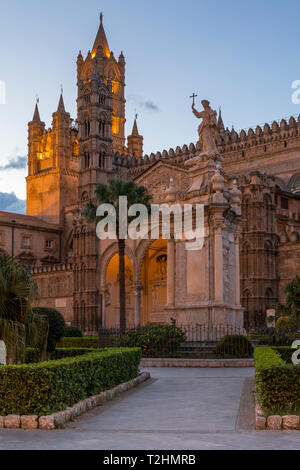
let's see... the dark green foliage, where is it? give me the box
[51,348,102,360]
[57,336,99,349]
[33,307,66,352]
[64,326,83,338]
[25,348,41,364]
[276,276,300,326]
[272,347,294,364]
[0,348,141,416]
[0,253,48,362]
[254,347,300,414]
[117,322,187,358]
[215,335,254,358]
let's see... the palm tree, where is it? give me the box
[0,253,48,362]
[83,179,152,330]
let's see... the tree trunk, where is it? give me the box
[118,238,126,331]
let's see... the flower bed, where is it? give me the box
[0,348,141,417]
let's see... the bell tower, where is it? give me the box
[77,54,113,203]
[78,13,126,154]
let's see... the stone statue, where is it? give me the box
[192,100,219,156]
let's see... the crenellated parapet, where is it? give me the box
[217,115,300,161]
[31,263,73,276]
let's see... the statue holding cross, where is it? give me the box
[190,96,219,157]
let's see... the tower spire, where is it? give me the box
[57,91,66,113]
[32,101,41,122]
[92,12,110,58]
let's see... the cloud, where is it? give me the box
[143,100,160,112]
[0,156,27,171]
[0,192,26,214]
[128,95,161,113]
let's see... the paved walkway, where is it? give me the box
[0,368,300,450]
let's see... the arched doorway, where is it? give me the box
[141,238,168,325]
[105,254,134,327]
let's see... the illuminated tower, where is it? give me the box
[127,116,144,157]
[26,95,78,224]
[77,13,126,153]
[77,56,113,202]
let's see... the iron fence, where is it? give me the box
[98,324,250,358]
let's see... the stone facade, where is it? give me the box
[0,14,299,331]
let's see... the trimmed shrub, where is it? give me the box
[215,335,254,358]
[276,316,297,329]
[25,348,41,364]
[50,348,102,360]
[0,348,141,416]
[118,322,187,358]
[33,307,66,353]
[65,326,83,338]
[57,336,99,349]
[254,347,300,414]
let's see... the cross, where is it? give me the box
[190,93,198,106]
[60,84,63,95]
[35,94,39,104]
[134,109,138,120]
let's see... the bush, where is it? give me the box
[33,307,66,353]
[267,327,299,347]
[254,347,300,415]
[64,326,83,338]
[25,348,41,364]
[276,316,297,329]
[215,335,254,358]
[117,322,187,358]
[0,348,141,416]
[50,348,102,360]
[57,336,99,349]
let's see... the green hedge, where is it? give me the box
[254,347,300,415]
[0,348,141,417]
[57,337,99,349]
[50,348,103,360]
[25,348,42,364]
[272,347,294,364]
[118,323,187,358]
[215,335,254,358]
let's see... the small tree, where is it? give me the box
[33,307,66,353]
[276,275,300,326]
[83,179,152,330]
[0,253,48,362]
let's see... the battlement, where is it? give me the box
[31,263,73,275]
[112,113,300,178]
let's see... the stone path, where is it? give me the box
[0,368,299,450]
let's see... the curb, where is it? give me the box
[255,394,300,431]
[0,372,150,431]
[141,358,254,368]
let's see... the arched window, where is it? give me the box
[99,94,106,105]
[72,141,79,159]
[84,152,90,169]
[99,147,107,169]
[81,301,86,333]
[264,241,273,277]
[242,242,251,278]
[265,288,273,311]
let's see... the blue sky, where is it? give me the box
[0,0,300,205]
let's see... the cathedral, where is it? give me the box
[0,14,300,333]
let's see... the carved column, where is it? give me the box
[214,221,225,304]
[234,232,242,307]
[167,238,175,307]
[101,289,106,328]
[134,285,143,327]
